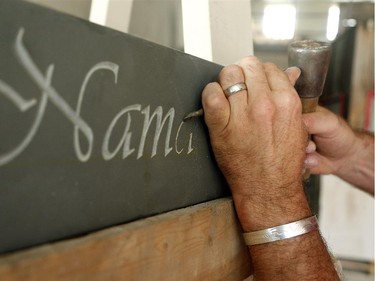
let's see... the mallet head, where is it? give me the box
[288,40,331,113]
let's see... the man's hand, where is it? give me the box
[304,106,374,194]
[201,57,340,280]
[202,57,309,230]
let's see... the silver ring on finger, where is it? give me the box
[224,82,247,97]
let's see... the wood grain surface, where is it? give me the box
[0,198,252,281]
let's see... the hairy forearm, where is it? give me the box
[232,183,340,280]
[249,230,338,280]
[336,132,374,195]
[233,183,311,231]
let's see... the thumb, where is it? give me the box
[302,106,340,136]
[201,82,230,135]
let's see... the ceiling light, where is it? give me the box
[263,4,296,40]
[327,5,340,41]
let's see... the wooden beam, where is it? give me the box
[348,23,374,130]
[0,198,252,281]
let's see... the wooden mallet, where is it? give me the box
[288,40,331,179]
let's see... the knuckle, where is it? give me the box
[264,63,285,77]
[220,64,242,77]
[202,90,230,124]
[203,81,218,90]
[276,89,302,111]
[264,62,279,71]
[219,64,243,84]
[239,55,262,65]
[202,82,220,95]
[238,56,263,71]
[202,85,223,108]
[205,94,222,109]
[284,91,301,107]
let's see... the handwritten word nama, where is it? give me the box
[0,28,194,167]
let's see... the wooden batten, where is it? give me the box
[0,198,252,281]
[348,23,374,129]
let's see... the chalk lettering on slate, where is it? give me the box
[75,61,119,162]
[102,104,142,161]
[175,121,194,155]
[0,28,195,167]
[15,28,95,160]
[138,106,175,159]
[0,64,53,167]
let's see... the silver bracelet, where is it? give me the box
[243,215,319,246]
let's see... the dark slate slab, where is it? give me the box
[0,0,228,253]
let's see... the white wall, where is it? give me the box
[320,175,374,261]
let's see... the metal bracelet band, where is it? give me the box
[243,215,319,246]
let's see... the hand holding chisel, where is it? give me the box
[183,40,331,123]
